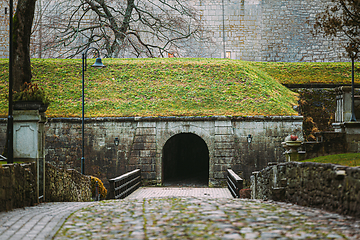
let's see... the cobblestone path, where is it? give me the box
[54,197,360,239]
[0,202,93,240]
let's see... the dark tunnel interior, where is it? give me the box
[162,133,209,186]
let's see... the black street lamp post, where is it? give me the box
[351,50,357,122]
[81,47,105,174]
[7,0,14,164]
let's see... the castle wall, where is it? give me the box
[0,0,11,58]
[194,0,347,62]
[260,0,346,62]
[0,0,348,61]
[1,116,303,187]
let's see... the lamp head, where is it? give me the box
[92,58,106,68]
[247,134,253,143]
[348,42,358,59]
[114,137,120,146]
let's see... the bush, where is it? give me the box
[13,82,50,105]
[90,176,107,200]
[239,188,251,199]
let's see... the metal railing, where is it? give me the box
[108,169,141,199]
[227,169,243,198]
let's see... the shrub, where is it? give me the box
[239,188,251,199]
[13,82,50,105]
[90,176,107,200]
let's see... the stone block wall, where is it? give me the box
[0,118,6,155]
[303,132,348,160]
[0,0,348,61]
[0,163,37,212]
[260,0,346,62]
[45,118,135,187]
[251,162,360,218]
[45,163,91,202]
[192,0,347,61]
[41,116,303,187]
[0,0,10,59]
[0,162,91,212]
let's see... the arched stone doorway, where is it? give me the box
[162,133,209,186]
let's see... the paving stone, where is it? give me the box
[0,202,93,240]
[1,188,360,239]
[50,197,360,239]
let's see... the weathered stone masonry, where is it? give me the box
[0,116,303,187]
[196,0,347,62]
[251,162,360,218]
[0,162,91,212]
[0,0,348,61]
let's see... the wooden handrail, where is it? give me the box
[227,169,243,198]
[108,169,141,199]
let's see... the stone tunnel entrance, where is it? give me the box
[162,133,209,186]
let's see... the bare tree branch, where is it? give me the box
[31,0,212,58]
[315,0,360,58]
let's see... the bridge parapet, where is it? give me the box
[251,162,360,218]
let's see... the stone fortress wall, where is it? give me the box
[1,116,303,187]
[0,0,348,61]
[0,0,11,58]
[197,0,347,62]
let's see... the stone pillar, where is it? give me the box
[343,122,360,152]
[333,86,360,132]
[213,119,235,186]
[282,135,302,162]
[13,108,47,202]
[335,86,352,123]
[250,171,259,199]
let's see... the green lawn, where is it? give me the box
[0,58,357,118]
[300,153,360,167]
[249,61,360,85]
[0,161,25,165]
[0,58,299,118]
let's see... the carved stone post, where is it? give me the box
[13,102,47,202]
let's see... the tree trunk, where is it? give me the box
[12,0,37,92]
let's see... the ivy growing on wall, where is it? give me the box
[296,88,337,141]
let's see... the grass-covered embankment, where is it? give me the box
[250,61,360,85]
[0,58,299,118]
[301,153,360,167]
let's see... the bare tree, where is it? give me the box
[34,0,211,58]
[314,0,360,58]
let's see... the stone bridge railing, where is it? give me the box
[251,162,360,218]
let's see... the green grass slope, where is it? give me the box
[0,58,299,117]
[250,61,360,85]
[300,153,360,167]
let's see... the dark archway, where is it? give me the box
[162,133,209,186]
